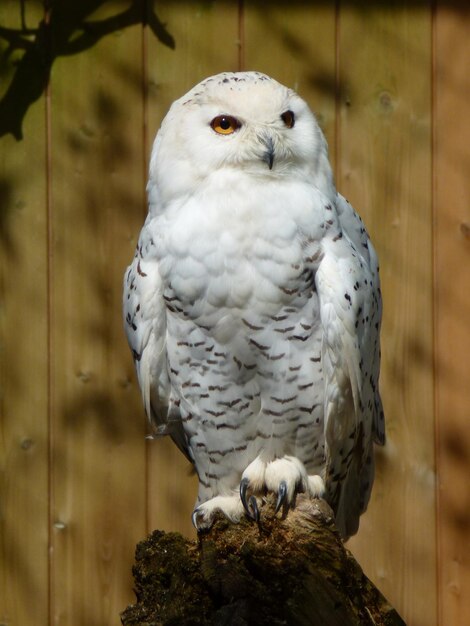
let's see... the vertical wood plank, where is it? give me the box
[48,5,146,624]
[243,1,337,160]
[434,5,470,625]
[0,3,49,625]
[144,1,240,537]
[338,5,436,626]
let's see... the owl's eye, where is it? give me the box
[281,110,295,128]
[210,115,241,135]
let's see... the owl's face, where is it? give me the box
[149,72,333,209]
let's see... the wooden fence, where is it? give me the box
[0,1,469,625]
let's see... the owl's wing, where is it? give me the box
[315,195,384,539]
[123,218,190,459]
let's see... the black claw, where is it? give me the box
[249,495,260,522]
[275,481,288,514]
[191,508,200,529]
[191,508,212,533]
[240,477,252,517]
[240,479,260,521]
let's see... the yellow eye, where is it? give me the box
[210,115,241,135]
[281,110,295,128]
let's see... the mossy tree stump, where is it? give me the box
[121,495,406,626]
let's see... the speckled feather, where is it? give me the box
[123,71,384,539]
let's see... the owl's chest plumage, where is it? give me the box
[154,173,329,313]
[149,174,332,496]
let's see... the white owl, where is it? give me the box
[124,71,385,539]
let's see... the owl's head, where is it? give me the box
[149,72,334,210]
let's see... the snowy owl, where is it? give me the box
[124,71,385,539]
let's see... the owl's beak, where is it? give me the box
[260,134,275,170]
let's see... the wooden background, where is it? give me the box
[0,1,469,625]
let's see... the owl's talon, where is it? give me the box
[191,507,202,532]
[275,480,288,514]
[248,495,260,522]
[191,506,215,532]
[239,478,260,521]
[240,477,252,517]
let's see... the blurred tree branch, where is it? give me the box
[0,0,175,140]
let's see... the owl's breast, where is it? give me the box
[154,175,329,318]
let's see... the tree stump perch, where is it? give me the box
[121,495,406,626]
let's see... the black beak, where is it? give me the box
[260,135,275,170]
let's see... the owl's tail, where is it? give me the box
[331,435,376,541]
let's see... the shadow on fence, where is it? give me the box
[0,0,174,140]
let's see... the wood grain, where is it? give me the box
[47,7,147,624]
[433,5,470,625]
[337,6,436,626]
[0,3,49,625]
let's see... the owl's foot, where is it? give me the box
[192,456,324,530]
[240,455,325,516]
[192,494,246,530]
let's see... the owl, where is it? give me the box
[124,71,385,539]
